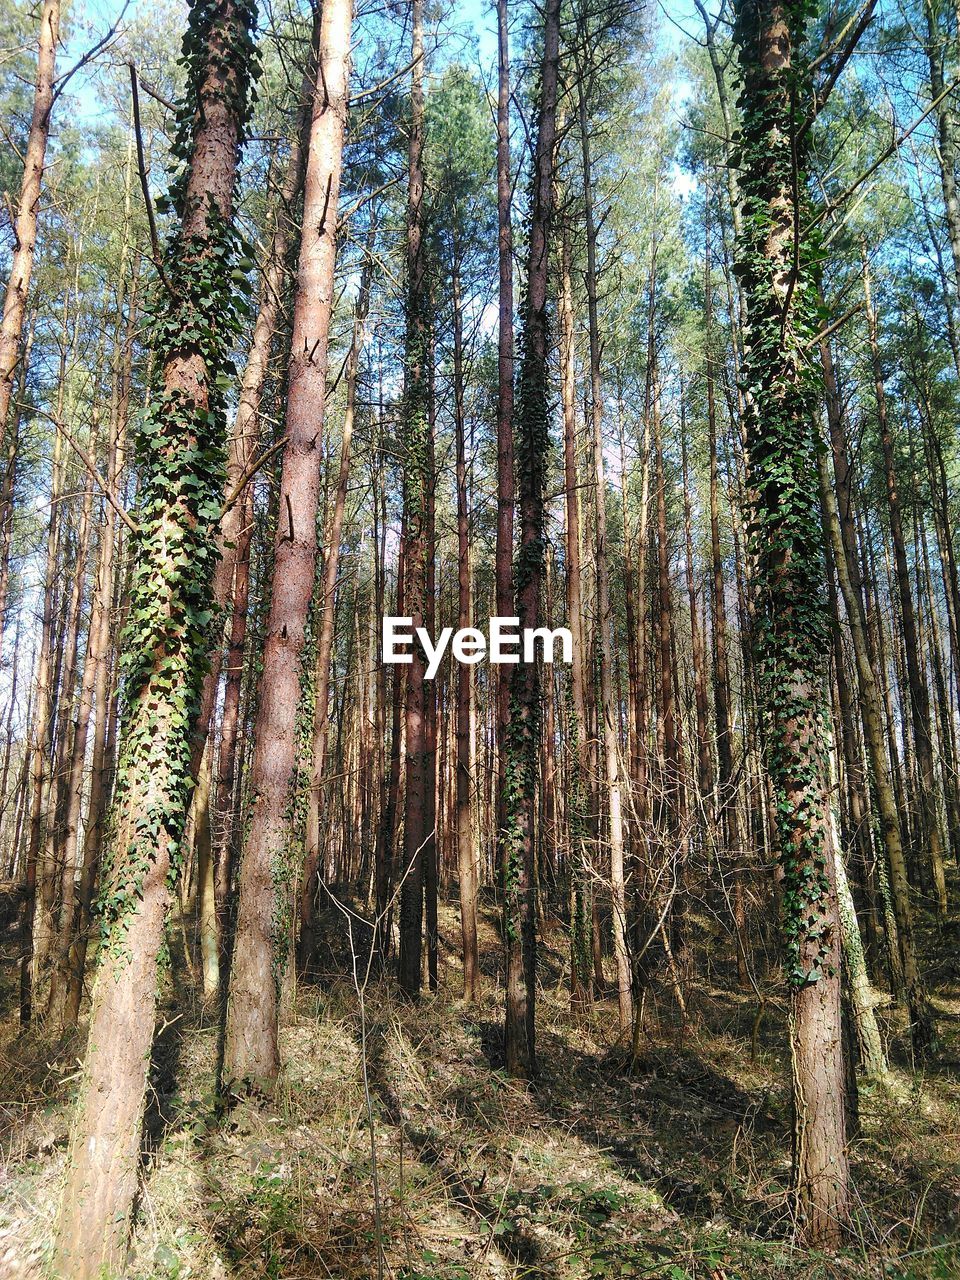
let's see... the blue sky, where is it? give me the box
[61,0,700,126]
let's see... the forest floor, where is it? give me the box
[1,894,960,1279]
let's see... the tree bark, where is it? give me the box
[559,226,592,1006]
[732,0,850,1243]
[705,198,747,987]
[494,0,515,882]
[298,220,376,970]
[224,0,353,1088]
[453,261,481,1001]
[397,0,430,999]
[577,75,632,1032]
[862,251,948,919]
[0,0,59,480]
[55,0,257,1270]
[19,422,64,1024]
[500,0,561,1078]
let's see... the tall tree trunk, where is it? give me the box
[424,347,439,992]
[494,0,515,882]
[298,220,376,970]
[577,76,632,1032]
[35,457,97,1012]
[191,19,318,835]
[559,227,592,1006]
[651,374,688,1011]
[453,260,480,1000]
[55,0,257,1270]
[705,198,747,987]
[48,177,136,1027]
[0,318,35,644]
[224,0,353,1088]
[398,0,430,999]
[923,0,960,312]
[19,423,64,1024]
[376,530,405,961]
[0,0,59,477]
[832,812,887,1081]
[681,427,713,798]
[194,742,219,998]
[862,251,948,919]
[62,277,137,1029]
[500,0,561,1077]
[732,0,850,1243]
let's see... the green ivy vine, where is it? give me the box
[500,262,551,944]
[732,0,835,988]
[98,0,259,947]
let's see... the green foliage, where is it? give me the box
[500,319,551,938]
[731,0,834,987]
[425,64,496,268]
[98,0,259,945]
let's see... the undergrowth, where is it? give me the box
[1,900,959,1278]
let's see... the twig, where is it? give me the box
[50,1,131,111]
[129,64,176,112]
[801,0,877,134]
[804,302,863,350]
[222,435,289,512]
[129,63,169,288]
[19,402,138,534]
[815,78,960,235]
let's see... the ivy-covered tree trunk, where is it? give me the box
[54,1,257,1273]
[223,0,353,1089]
[500,0,561,1079]
[398,0,430,1000]
[493,0,515,885]
[732,0,850,1246]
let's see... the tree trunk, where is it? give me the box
[500,0,561,1078]
[862,251,948,919]
[55,0,257,1270]
[923,0,960,314]
[194,742,219,998]
[577,76,632,1032]
[397,0,430,999]
[453,261,480,1001]
[559,227,592,1006]
[224,0,353,1088]
[0,318,35,644]
[0,0,59,472]
[831,811,887,1080]
[19,422,64,1025]
[193,18,318,900]
[705,198,747,987]
[494,0,515,884]
[732,0,850,1243]
[298,220,376,970]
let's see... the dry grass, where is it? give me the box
[1,899,959,1279]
